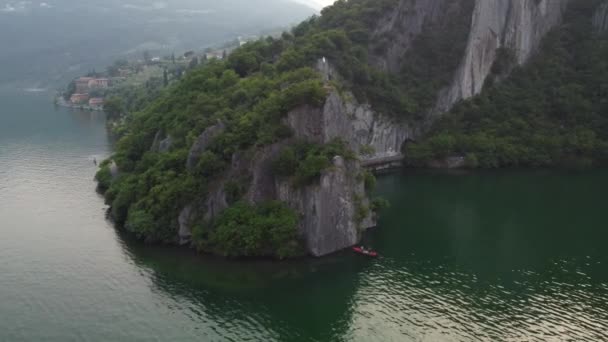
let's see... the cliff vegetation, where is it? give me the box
[407,1,608,168]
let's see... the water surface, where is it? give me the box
[1,89,607,341]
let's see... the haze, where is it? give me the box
[0,0,320,88]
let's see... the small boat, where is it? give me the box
[353,246,378,257]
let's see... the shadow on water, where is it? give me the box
[112,228,375,341]
[102,168,608,341]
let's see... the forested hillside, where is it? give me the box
[407,1,608,168]
[97,0,608,258]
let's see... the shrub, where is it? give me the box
[209,201,301,259]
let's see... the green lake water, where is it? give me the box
[1,89,607,341]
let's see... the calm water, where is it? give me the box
[1,89,607,341]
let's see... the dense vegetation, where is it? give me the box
[98,0,608,258]
[269,0,474,118]
[96,0,422,258]
[407,1,608,168]
[193,201,301,259]
[97,61,327,256]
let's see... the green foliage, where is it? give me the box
[103,96,124,121]
[207,201,302,259]
[273,148,299,176]
[407,1,608,168]
[272,139,353,186]
[362,171,376,192]
[95,164,112,191]
[371,197,390,212]
[353,194,369,226]
[224,178,250,205]
[97,20,343,254]
[94,0,485,256]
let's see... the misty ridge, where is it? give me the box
[0,0,316,88]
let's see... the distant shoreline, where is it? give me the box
[55,96,104,112]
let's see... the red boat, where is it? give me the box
[353,246,378,257]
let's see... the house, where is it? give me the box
[89,97,104,107]
[70,93,90,104]
[75,77,94,93]
[88,78,110,89]
[205,52,224,60]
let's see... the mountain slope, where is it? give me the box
[97,0,608,258]
[408,0,608,168]
[0,0,315,87]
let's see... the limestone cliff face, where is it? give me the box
[370,0,475,73]
[313,60,413,165]
[371,0,466,73]
[276,156,373,257]
[178,104,376,256]
[595,0,608,32]
[434,0,569,113]
[286,91,412,165]
[177,0,582,257]
[367,0,569,115]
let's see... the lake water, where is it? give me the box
[1,89,607,341]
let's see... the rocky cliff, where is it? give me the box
[102,0,607,259]
[327,0,571,162]
[179,121,375,256]
[366,0,570,116]
[595,0,608,32]
[435,0,570,113]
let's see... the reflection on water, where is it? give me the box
[1,89,607,341]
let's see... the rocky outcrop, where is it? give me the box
[109,160,119,179]
[150,131,172,153]
[428,156,466,169]
[182,90,381,256]
[435,0,569,114]
[287,89,412,168]
[366,0,570,116]
[186,122,225,170]
[314,60,413,166]
[178,205,193,245]
[594,1,608,32]
[277,156,374,257]
[371,0,473,72]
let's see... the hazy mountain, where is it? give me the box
[0,0,316,88]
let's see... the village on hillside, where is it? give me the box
[58,35,257,111]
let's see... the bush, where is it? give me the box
[464,153,479,168]
[209,201,301,259]
[362,171,376,192]
[272,147,299,176]
[95,165,113,191]
[371,197,390,212]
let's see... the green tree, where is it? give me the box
[103,96,124,121]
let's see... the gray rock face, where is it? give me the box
[290,89,412,166]
[313,61,412,164]
[277,156,374,257]
[178,205,193,245]
[428,156,466,169]
[594,1,608,32]
[371,0,471,72]
[158,137,172,153]
[195,114,377,256]
[435,0,569,114]
[175,0,581,257]
[150,130,173,153]
[186,122,225,170]
[151,130,163,152]
[109,161,119,179]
